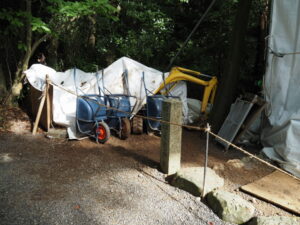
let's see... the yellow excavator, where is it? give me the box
[131,66,218,134]
[154,66,218,114]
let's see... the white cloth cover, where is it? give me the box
[261,0,300,177]
[25,57,191,139]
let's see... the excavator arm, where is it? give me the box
[154,66,218,114]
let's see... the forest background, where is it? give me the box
[0,0,269,130]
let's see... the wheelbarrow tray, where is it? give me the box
[106,94,131,118]
[146,95,180,131]
[76,94,107,134]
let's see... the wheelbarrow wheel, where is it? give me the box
[96,122,110,144]
[131,116,143,134]
[120,118,131,140]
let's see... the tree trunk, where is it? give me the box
[253,0,269,87]
[47,37,59,69]
[10,0,49,99]
[88,15,96,48]
[0,64,7,100]
[11,0,32,97]
[209,0,252,132]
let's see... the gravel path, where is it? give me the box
[0,133,230,225]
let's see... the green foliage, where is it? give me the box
[1,0,268,99]
[31,17,51,33]
[60,0,117,18]
[0,9,51,34]
[46,0,117,21]
[0,9,25,35]
[0,9,25,27]
[92,1,176,70]
[17,43,27,51]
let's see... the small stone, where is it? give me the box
[246,216,300,225]
[46,128,67,139]
[226,159,245,169]
[241,156,252,163]
[206,190,255,224]
[74,204,80,210]
[249,197,257,204]
[213,163,225,171]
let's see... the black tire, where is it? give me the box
[131,116,143,134]
[120,118,131,140]
[95,122,110,144]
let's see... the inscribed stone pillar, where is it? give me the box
[160,99,182,174]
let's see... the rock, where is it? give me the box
[241,157,256,170]
[0,153,13,163]
[246,216,300,225]
[171,167,224,196]
[249,197,257,204]
[226,159,245,169]
[46,128,67,139]
[206,190,255,224]
[212,163,225,171]
[11,82,23,96]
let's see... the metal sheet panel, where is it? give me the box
[217,98,254,149]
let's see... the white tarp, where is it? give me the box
[25,57,190,139]
[261,0,300,177]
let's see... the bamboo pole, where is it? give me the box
[202,123,210,198]
[32,75,48,135]
[46,76,51,130]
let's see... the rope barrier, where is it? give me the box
[208,130,300,182]
[48,81,300,182]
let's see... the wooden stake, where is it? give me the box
[202,123,210,198]
[46,76,51,130]
[32,75,48,135]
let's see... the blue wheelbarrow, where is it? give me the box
[76,95,110,143]
[74,69,110,143]
[99,69,136,139]
[142,72,180,133]
[142,72,166,132]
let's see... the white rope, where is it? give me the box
[202,123,210,198]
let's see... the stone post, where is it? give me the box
[160,98,182,175]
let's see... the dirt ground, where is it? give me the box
[0,106,295,224]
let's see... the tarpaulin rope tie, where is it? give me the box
[269,47,300,58]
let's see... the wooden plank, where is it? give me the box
[46,76,51,130]
[29,79,52,131]
[32,75,53,134]
[32,85,47,135]
[241,171,300,214]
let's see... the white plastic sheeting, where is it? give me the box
[25,57,190,139]
[167,81,189,124]
[261,0,300,177]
